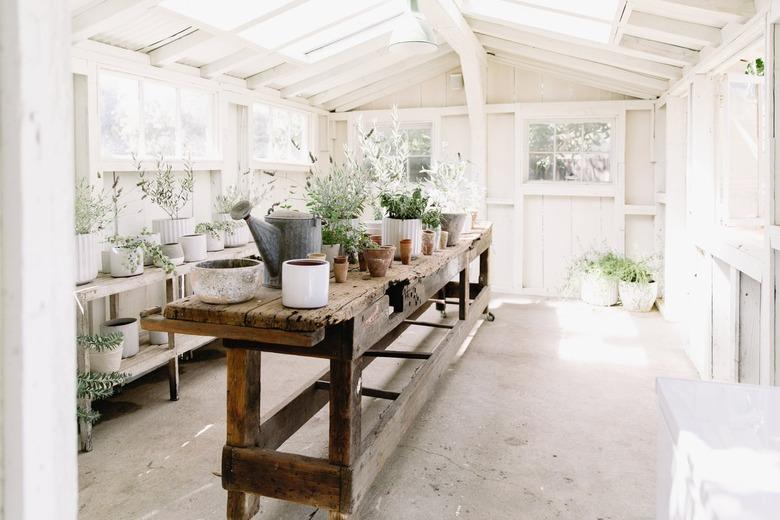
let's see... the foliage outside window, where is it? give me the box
[527,121,612,183]
[374,123,432,183]
[251,102,309,164]
[98,71,215,159]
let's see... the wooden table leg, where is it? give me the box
[226,348,263,520]
[459,262,470,320]
[168,332,179,401]
[329,358,362,519]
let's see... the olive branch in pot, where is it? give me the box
[134,153,195,220]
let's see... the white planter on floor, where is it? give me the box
[138,232,161,265]
[75,232,101,285]
[217,213,249,247]
[619,281,658,312]
[581,271,618,306]
[152,217,194,244]
[109,247,144,278]
[381,218,422,259]
[101,318,139,358]
[206,230,225,252]
[179,234,207,262]
[88,339,125,373]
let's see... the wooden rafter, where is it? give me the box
[622,11,722,49]
[71,0,162,42]
[629,0,754,25]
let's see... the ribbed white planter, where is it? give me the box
[581,271,618,306]
[101,318,139,358]
[619,281,658,312]
[206,230,225,252]
[152,217,194,244]
[382,218,422,259]
[88,339,124,373]
[217,213,249,247]
[75,232,101,285]
[179,234,207,262]
[364,220,382,238]
[109,247,144,278]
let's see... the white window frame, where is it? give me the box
[371,120,434,181]
[249,101,315,171]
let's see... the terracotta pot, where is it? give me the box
[422,230,435,256]
[334,256,348,283]
[363,248,393,277]
[399,239,412,265]
[358,252,367,271]
[370,234,382,246]
[439,231,449,250]
[321,243,340,269]
[380,245,395,269]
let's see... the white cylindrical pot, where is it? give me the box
[152,217,194,244]
[381,218,422,259]
[217,213,249,247]
[139,232,161,265]
[88,339,125,373]
[206,230,225,252]
[581,271,618,306]
[109,247,144,278]
[282,259,329,309]
[149,331,169,345]
[321,244,340,269]
[179,234,207,262]
[619,281,658,312]
[159,243,185,266]
[101,318,139,358]
[75,232,101,285]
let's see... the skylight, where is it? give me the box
[159,0,293,31]
[459,0,618,43]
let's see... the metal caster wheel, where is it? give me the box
[484,311,495,322]
[440,310,448,319]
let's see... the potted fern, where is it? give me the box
[380,187,428,259]
[136,153,195,244]
[74,179,112,285]
[565,249,621,306]
[77,370,128,426]
[615,257,658,312]
[78,332,124,373]
[423,154,482,246]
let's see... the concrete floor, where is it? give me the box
[79,296,696,520]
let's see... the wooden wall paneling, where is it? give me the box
[614,111,627,254]
[711,258,736,382]
[571,197,607,255]
[541,196,573,290]
[625,215,656,260]
[486,205,514,291]
[487,61,515,104]
[440,115,470,158]
[486,113,514,197]
[514,69,543,103]
[625,110,655,205]
[739,272,761,384]
[687,247,713,379]
[523,195,544,289]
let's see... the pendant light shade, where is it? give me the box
[388,0,437,55]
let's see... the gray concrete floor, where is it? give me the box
[79,296,696,520]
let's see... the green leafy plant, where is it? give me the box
[108,235,174,274]
[77,332,123,353]
[423,153,483,213]
[614,256,655,284]
[380,187,429,220]
[135,153,194,219]
[322,221,350,246]
[75,179,112,234]
[746,57,764,76]
[563,248,622,296]
[357,232,378,252]
[77,371,128,424]
[422,205,442,229]
[195,221,236,240]
[305,155,370,220]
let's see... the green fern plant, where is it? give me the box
[77,371,128,424]
[77,332,123,353]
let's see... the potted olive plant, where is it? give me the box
[564,249,621,306]
[74,179,112,285]
[615,256,658,312]
[305,154,370,228]
[423,153,482,246]
[380,187,428,259]
[136,153,195,244]
[214,170,274,247]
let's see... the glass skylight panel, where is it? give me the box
[460,0,614,43]
[159,0,292,31]
[304,18,398,63]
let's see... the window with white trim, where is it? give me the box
[251,102,310,164]
[527,120,613,183]
[375,122,433,182]
[98,71,216,159]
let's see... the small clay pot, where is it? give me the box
[363,248,393,277]
[358,252,367,271]
[334,256,348,283]
[370,234,382,246]
[399,239,412,265]
[439,231,449,250]
[422,230,435,255]
[308,252,326,261]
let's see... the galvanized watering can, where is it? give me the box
[230,201,322,289]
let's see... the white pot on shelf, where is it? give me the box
[75,232,101,285]
[88,339,125,373]
[179,234,207,262]
[381,218,422,259]
[321,243,340,269]
[619,281,658,312]
[217,213,249,247]
[101,318,139,358]
[148,331,169,345]
[152,217,194,244]
[109,246,144,278]
[159,243,185,266]
[138,232,161,265]
[206,230,225,252]
[580,271,618,306]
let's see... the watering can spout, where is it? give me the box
[231,201,281,278]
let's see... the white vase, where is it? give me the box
[138,232,161,265]
[282,259,329,309]
[619,281,658,312]
[75,232,101,285]
[109,246,144,278]
[159,243,185,266]
[206,230,225,252]
[152,217,194,244]
[101,318,139,358]
[382,218,422,259]
[217,213,249,247]
[88,339,124,373]
[581,271,618,306]
[321,243,340,269]
[179,234,207,262]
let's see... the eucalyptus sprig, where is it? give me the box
[75,179,112,235]
[195,220,236,240]
[77,332,123,353]
[135,153,194,220]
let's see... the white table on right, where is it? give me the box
[657,377,780,520]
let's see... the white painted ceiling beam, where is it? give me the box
[471,20,681,80]
[200,49,263,78]
[619,35,699,67]
[149,29,214,66]
[329,54,461,112]
[630,0,754,25]
[482,36,669,92]
[623,11,722,49]
[71,0,162,42]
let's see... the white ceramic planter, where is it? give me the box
[152,217,194,244]
[191,259,263,304]
[88,339,124,373]
[364,220,382,238]
[180,234,207,262]
[101,318,139,358]
[619,281,658,312]
[282,259,329,309]
[138,232,161,266]
[206,230,225,252]
[148,331,169,345]
[75,232,101,285]
[381,218,422,259]
[217,213,249,247]
[440,212,468,246]
[109,246,144,278]
[581,271,618,306]
[159,243,185,266]
[321,244,340,269]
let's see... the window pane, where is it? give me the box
[271,108,292,160]
[409,156,431,183]
[556,153,578,181]
[582,122,611,152]
[180,89,211,157]
[529,153,553,180]
[99,73,139,156]
[143,82,176,156]
[407,128,431,155]
[555,123,582,152]
[580,153,611,182]
[528,124,554,152]
[252,103,271,160]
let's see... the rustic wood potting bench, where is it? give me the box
[142,223,492,519]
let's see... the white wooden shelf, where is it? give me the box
[121,333,216,381]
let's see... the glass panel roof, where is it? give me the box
[159,0,293,31]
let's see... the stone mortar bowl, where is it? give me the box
[191,258,263,304]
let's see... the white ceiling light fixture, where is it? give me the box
[388,0,438,55]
